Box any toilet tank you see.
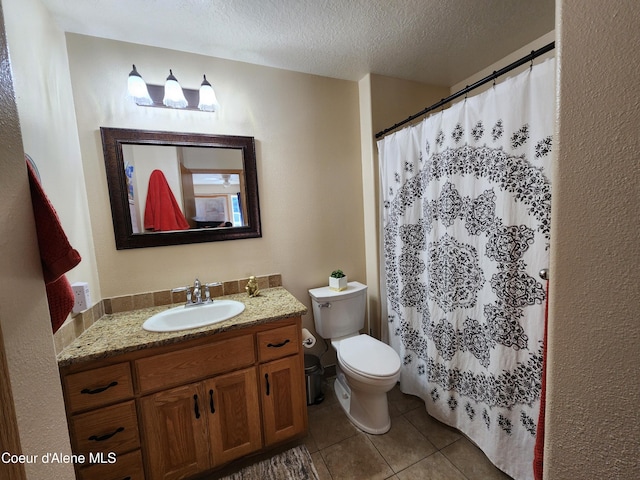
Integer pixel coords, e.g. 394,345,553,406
308,282,367,339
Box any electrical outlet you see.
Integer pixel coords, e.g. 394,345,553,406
71,282,91,314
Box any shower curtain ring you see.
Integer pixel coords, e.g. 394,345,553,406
530,50,535,70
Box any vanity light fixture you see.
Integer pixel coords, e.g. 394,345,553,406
127,66,219,112
162,69,188,108
222,174,231,188
198,75,219,112
127,65,153,106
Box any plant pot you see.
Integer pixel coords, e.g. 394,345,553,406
329,276,348,291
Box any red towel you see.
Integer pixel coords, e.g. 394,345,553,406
26,158,81,333
533,282,549,479
143,169,190,232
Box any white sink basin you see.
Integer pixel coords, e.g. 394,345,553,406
142,300,245,332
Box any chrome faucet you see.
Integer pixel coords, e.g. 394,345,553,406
172,278,222,307
193,278,202,304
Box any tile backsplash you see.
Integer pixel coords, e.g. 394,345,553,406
53,274,282,354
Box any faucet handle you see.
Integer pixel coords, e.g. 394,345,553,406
171,286,193,305
203,282,221,302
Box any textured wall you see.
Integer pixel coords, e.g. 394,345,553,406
546,0,640,477
0,0,75,477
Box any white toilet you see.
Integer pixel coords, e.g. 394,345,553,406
309,281,401,434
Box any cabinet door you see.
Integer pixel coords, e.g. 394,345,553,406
260,356,307,446
139,384,210,480
205,368,262,467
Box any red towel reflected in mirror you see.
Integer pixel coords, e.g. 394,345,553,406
143,169,190,232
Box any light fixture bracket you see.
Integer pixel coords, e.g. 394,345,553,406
139,84,203,111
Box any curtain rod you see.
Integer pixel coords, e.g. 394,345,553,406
375,41,555,139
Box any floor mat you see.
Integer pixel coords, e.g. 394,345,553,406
217,445,319,480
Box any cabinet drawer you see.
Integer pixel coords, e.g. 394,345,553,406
135,334,255,394
64,363,134,413
257,324,300,362
71,400,140,457
78,449,144,480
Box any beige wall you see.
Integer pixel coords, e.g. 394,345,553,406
546,1,640,477
0,0,75,477
450,31,556,94
2,0,99,298
65,34,365,357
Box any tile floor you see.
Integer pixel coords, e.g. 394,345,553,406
302,377,513,480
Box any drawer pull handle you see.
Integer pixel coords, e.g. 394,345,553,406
88,427,124,442
81,381,118,395
194,394,200,419
209,389,215,414
267,339,290,348
265,373,270,396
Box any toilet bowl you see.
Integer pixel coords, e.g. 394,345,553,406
309,281,401,434
332,334,400,434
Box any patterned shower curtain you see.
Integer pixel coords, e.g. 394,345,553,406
378,59,554,480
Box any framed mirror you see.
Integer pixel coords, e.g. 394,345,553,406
100,127,261,249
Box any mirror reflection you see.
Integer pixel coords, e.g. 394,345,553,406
100,128,261,249
122,144,247,233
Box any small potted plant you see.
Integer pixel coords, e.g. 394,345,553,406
329,269,348,291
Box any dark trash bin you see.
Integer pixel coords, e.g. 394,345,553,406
304,354,324,405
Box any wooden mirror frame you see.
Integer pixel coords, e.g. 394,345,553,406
100,127,261,249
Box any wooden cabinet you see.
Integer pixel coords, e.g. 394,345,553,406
140,368,262,480
71,400,140,457
257,324,307,446
134,334,255,394
206,368,262,465
256,324,300,362
260,356,306,446
60,316,307,480
63,362,134,413
139,383,209,480
61,362,142,479
78,450,145,480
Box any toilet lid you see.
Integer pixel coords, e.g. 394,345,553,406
338,335,400,378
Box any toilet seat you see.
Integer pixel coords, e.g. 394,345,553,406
337,335,400,380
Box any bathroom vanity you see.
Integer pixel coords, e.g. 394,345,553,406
57,287,308,480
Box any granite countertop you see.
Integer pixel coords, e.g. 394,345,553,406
57,287,308,367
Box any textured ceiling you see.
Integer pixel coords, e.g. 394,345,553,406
39,0,555,86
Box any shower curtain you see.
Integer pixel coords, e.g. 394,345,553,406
378,59,554,480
